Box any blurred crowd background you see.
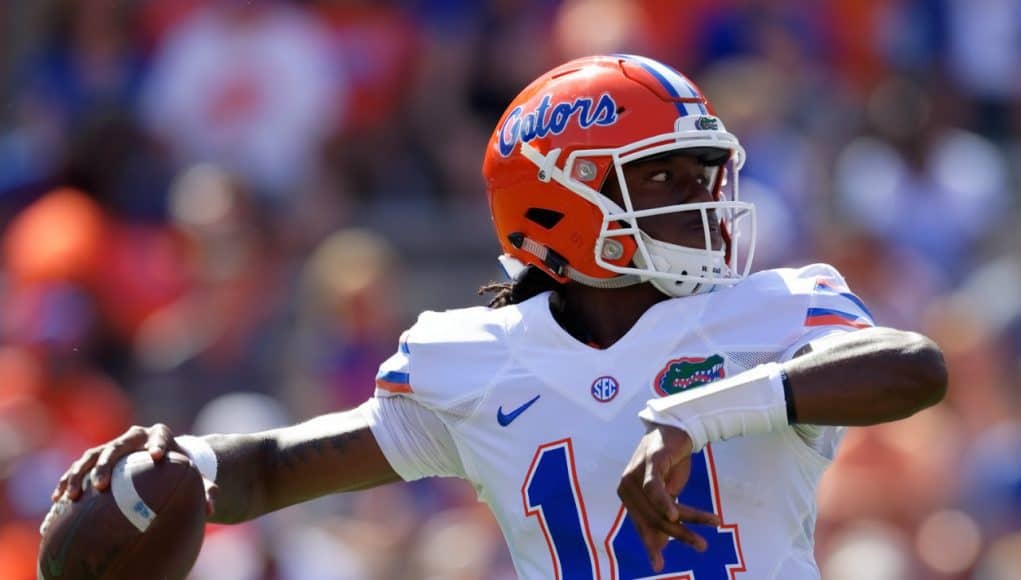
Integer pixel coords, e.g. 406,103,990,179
1,0,1019,578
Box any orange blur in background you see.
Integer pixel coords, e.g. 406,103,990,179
1,1,1019,579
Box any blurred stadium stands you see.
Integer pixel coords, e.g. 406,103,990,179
1,1,1019,578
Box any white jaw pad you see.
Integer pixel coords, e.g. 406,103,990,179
110,452,159,532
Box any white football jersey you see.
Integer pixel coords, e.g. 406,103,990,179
362,264,874,580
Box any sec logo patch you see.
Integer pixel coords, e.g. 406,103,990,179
591,376,619,402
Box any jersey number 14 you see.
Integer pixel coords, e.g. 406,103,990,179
523,438,744,579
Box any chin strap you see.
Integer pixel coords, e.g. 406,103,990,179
500,236,643,290
567,265,643,289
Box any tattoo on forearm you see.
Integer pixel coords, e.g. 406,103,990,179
275,429,363,473
211,419,376,523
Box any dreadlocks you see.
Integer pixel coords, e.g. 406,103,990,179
479,265,564,308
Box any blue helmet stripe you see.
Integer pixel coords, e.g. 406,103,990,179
616,54,708,117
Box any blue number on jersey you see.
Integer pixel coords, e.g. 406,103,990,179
524,441,742,579
523,439,601,579
608,449,742,579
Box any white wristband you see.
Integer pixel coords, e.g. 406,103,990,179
638,362,790,453
175,435,218,483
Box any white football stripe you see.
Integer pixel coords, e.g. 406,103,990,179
110,452,158,532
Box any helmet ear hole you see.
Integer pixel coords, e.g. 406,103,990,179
525,208,565,229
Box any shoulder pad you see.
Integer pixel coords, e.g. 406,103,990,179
701,264,874,347
784,263,875,330
374,306,514,411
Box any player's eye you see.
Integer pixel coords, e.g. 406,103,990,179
649,170,670,183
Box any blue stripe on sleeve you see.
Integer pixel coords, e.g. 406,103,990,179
376,370,410,384
834,291,874,320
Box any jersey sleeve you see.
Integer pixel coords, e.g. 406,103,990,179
373,307,511,411
367,306,512,479
374,330,414,396
358,396,467,481
779,262,876,359
703,263,876,356
799,264,875,330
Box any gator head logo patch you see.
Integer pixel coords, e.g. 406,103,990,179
695,116,719,131
653,354,725,397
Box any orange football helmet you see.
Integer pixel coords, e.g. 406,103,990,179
482,54,755,297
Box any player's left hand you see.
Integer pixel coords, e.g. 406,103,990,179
617,424,721,572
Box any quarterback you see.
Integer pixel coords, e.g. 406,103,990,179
50,55,946,579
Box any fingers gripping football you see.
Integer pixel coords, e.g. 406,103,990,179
52,423,177,501
53,446,102,502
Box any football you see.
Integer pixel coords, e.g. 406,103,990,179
38,451,206,580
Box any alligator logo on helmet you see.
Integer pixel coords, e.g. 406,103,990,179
695,116,719,131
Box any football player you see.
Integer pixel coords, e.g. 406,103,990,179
50,55,946,579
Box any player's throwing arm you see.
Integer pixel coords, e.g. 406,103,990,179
619,327,946,572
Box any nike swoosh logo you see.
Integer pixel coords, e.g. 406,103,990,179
497,394,541,427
